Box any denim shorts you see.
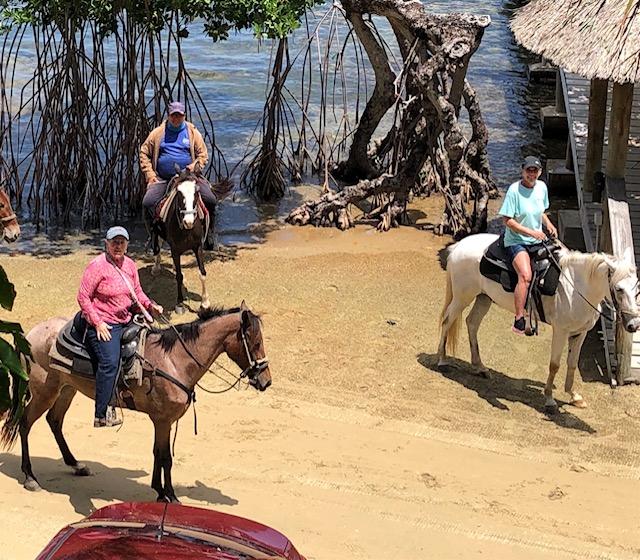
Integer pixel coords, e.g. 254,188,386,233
505,243,529,262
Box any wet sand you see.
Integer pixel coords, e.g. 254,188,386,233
1,196,640,559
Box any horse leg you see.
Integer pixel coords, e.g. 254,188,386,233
565,331,588,408
172,250,185,314
20,383,61,491
46,385,91,476
151,231,162,276
437,294,474,369
152,421,178,502
195,246,210,310
544,329,566,413
466,294,492,377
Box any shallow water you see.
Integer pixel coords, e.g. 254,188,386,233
1,0,572,254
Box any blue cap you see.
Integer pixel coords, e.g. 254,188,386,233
105,226,129,240
168,101,185,115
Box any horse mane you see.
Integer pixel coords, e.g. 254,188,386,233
559,250,636,284
152,306,241,353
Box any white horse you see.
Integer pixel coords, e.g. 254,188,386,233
438,233,640,411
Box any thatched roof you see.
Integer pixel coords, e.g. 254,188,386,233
511,0,640,84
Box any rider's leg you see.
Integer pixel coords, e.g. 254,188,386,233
85,323,124,425
511,247,532,332
142,181,168,232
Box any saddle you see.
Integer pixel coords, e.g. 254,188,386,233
479,236,561,324
48,313,148,406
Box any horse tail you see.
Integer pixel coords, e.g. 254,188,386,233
0,356,30,450
211,177,234,201
439,246,460,355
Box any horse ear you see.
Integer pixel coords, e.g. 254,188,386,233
240,300,248,311
241,309,250,330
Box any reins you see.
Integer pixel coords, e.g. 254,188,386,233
543,240,618,322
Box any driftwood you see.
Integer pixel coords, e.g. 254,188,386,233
286,0,498,236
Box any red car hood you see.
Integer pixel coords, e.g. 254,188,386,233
36,502,306,560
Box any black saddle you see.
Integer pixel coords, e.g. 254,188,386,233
480,236,561,323
56,313,145,379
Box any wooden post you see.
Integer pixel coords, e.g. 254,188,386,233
583,79,608,193
555,69,565,113
606,82,634,178
603,80,635,382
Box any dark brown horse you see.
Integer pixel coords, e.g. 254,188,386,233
1,303,271,502
0,186,20,242
151,166,232,313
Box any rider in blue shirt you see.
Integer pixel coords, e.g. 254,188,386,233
499,156,558,335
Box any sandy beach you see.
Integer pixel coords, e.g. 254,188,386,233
1,197,640,559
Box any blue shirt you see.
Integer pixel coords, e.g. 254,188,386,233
499,180,549,246
156,124,192,180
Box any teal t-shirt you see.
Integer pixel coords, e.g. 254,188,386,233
499,180,549,247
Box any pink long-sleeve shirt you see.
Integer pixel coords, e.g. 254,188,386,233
77,253,153,326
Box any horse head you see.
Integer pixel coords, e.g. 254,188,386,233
172,166,200,230
606,255,640,333
0,186,20,243
225,301,272,392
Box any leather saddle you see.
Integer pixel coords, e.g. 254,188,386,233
52,313,146,380
479,236,561,323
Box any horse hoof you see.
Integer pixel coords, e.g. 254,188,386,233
473,366,491,379
157,495,170,503
201,301,211,310
175,305,185,315
544,404,558,415
571,398,587,409
24,479,42,492
73,464,92,476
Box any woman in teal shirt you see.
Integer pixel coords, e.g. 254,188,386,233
498,156,558,335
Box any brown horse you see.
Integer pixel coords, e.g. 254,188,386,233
151,166,232,313
0,186,20,242
1,303,271,503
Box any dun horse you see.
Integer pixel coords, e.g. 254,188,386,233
438,233,640,411
1,303,271,502
0,186,20,242
151,166,232,313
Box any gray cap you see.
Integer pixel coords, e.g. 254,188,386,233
522,156,542,170
105,226,129,241
168,101,185,115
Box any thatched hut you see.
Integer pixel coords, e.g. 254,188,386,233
511,0,640,383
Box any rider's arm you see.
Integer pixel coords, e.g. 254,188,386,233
503,216,544,239
140,131,158,184
191,126,209,170
542,213,558,238
77,261,103,327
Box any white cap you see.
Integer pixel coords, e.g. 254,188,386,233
105,226,129,240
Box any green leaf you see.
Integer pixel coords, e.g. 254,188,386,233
0,368,10,412
0,265,16,311
0,337,28,381
0,319,24,335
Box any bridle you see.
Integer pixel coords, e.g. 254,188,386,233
239,320,270,380
174,180,200,228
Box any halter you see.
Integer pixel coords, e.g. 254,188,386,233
239,322,270,380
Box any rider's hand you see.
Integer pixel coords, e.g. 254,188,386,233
96,322,112,341
530,229,547,241
150,303,164,317
546,224,558,239
147,176,159,185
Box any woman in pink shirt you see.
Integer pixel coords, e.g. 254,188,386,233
77,226,162,427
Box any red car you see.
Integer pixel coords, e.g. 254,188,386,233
35,502,307,560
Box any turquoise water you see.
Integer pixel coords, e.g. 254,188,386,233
2,0,568,251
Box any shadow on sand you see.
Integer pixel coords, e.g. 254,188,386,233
417,353,596,434
0,453,238,516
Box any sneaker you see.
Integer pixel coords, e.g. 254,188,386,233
94,408,123,428
512,317,526,336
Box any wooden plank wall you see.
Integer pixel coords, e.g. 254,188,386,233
561,71,640,381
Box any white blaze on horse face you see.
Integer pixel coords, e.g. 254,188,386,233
178,180,197,229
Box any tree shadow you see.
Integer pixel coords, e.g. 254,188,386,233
0,453,238,516
417,353,596,433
